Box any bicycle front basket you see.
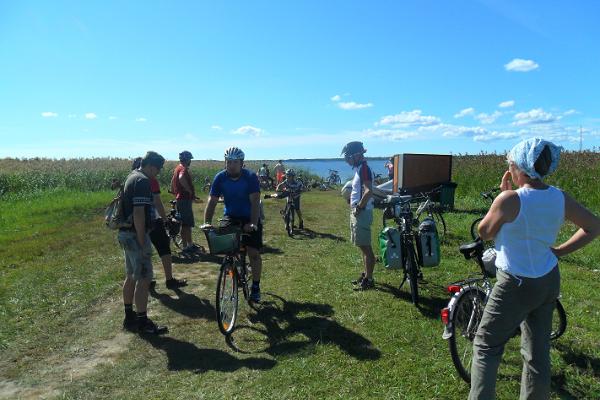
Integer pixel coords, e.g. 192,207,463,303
204,229,239,255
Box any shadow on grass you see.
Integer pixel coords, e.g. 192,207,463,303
227,292,380,360
292,228,346,242
150,287,216,320
261,245,284,255
141,335,276,373
172,252,223,264
376,282,449,319
555,341,600,378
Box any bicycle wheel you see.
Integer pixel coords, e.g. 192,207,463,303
550,299,567,340
405,245,419,306
285,207,294,237
216,261,239,335
448,288,487,383
433,210,447,238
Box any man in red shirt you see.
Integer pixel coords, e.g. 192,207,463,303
171,151,198,253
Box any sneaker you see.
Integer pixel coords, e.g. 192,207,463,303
138,318,168,335
357,278,375,291
249,287,261,303
351,272,366,285
123,317,137,332
166,278,188,289
299,221,304,229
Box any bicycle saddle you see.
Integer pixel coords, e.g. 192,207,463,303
459,240,485,260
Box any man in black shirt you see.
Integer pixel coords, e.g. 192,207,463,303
119,151,168,334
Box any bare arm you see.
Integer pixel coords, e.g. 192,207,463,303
552,192,600,257
153,194,167,220
204,195,219,224
248,192,260,228
357,179,373,209
478,191,520,240
133,206,146,246
178,172,194,195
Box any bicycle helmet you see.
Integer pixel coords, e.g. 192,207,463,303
179,150,193,161
285,168,296,177
224,146,245,161
341,141,366,158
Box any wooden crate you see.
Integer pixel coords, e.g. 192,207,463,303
392,153,452,194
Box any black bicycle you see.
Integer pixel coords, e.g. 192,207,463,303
380,194,426,306
415,186,447,239
202,223,252,335
166,200,183,249
264,191,301,237
440,239,567,383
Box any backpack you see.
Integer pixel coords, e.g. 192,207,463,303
378,227,402,269
104,187,132,229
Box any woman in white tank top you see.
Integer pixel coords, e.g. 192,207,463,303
469,138,600,400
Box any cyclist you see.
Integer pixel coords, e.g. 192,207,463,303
469,138,600,399
265,168,305,229
258,163,273,188
274,160,285,185
170,150,199,254
119,151,168,334
203,146,264,302
342,141,375,290
131,158,187,290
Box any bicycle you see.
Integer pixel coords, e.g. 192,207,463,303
414,186,447,239
440,239,567,383
380,193,433,306
327,169,342,186
469,188,500,240
202,222,252,335
166,200,183,249
264,191,300,237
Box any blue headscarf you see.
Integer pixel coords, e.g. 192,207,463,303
508,137,562,180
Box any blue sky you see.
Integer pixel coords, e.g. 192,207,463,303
1,0,599,160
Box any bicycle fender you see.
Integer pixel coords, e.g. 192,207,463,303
441,286,486,340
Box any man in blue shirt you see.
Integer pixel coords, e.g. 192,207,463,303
203,146,263,302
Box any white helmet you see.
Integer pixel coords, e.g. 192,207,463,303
341,180,352,202
224,146,245,160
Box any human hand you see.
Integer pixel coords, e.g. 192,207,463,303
500,171,513,192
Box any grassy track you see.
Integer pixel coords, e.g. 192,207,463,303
1,160,600,399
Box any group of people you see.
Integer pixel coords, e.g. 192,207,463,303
115,138,600,399
257,160,287,189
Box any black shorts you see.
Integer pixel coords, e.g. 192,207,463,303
149,219,172,257
219,216,263,250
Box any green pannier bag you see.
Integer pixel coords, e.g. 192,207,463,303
379,227,402,269
418,217,441,267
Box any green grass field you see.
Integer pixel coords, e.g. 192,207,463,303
1,156,600,399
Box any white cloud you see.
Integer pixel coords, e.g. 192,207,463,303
473,131,520,142
563,109,578,116
454,107,475,118
513,108,557,126
439,124,489,138
377,110,440,128
330,95,341,102
108,116,118,120
338,101,373,110
504,58,539,72
499,100,515,108
41,112,58,118
364,129,419,141
211,125,223,130
135,117,147,122
85,113,97,120
475,111,502,124
233,125,263,136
